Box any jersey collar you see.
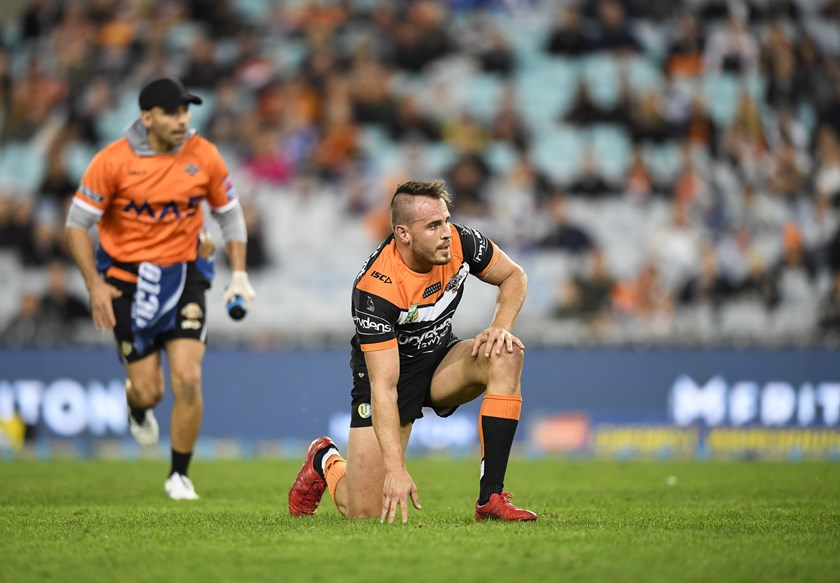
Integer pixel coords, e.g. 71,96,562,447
125,118,196,157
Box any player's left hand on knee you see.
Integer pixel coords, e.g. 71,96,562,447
471,326,525,358
223,270,256,307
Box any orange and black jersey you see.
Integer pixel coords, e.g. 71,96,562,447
351,223,499,369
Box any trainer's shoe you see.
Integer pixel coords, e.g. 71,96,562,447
475,492,538,521
289,436,335,516
127,409,159,447
126,380,159,447
165,473,200,500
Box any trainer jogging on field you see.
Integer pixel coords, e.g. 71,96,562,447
65,77,255,500
289,179,537,523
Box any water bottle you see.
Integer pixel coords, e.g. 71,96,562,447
226,294,247,320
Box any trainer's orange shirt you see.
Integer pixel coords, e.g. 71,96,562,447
73,127,236,265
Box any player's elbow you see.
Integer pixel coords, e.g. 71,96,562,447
518,267,528,293
507,264,527,295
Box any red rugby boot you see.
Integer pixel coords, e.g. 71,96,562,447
288,436,335,516
475,492,538,521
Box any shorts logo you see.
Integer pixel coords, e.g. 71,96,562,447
357,403,372,419
423,283,441,298
405,304,419,323
180,302,203,330
121,341,133,356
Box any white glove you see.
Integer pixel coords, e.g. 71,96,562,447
223,271,255,308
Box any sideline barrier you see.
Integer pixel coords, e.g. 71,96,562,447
1,347,838,459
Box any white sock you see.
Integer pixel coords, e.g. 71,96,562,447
320,447,340,475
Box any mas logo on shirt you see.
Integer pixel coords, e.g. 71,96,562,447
366,295,376,313
184,164,199,176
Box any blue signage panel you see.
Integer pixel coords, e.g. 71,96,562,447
1,348,838,457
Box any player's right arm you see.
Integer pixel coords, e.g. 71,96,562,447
364,347,421,524
65,148,122,331
66,225,122,331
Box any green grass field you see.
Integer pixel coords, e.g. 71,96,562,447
2,458,839,583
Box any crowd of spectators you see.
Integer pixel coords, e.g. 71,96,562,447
2,0,840,347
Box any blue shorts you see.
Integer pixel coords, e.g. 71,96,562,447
108,262,210,364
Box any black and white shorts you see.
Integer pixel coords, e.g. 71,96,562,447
350,336,461,427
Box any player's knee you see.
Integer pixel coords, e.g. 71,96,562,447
170,368,202,403
485,345,523,389
129,380,164,408
344,486,380,519
345,502,379,519
491,343,524,371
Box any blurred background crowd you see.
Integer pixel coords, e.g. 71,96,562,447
1,0,840,348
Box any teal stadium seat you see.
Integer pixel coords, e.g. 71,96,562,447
450,73,504,122
515,57,578,130
643,141,682,185
94,94,139,145
580,54,620,109
484,141,519,175
423,142,455,176
166,21,203,53
702,73,740,127
587,124,632,182
0,141,44,194
230,0,272,25
268,39,307,75
359,124,398,171
531,124,584,183
497,13,549,58
624,55,664,95
64,141,97,183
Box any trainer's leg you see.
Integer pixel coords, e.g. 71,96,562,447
329,423,412,518
429,340,525,504
125,352,165,411
164,338,205,475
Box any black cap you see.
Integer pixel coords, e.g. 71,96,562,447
138,77,203,112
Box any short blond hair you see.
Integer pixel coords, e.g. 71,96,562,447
389,180,452,228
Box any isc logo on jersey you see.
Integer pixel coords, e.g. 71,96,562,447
370,271,392,283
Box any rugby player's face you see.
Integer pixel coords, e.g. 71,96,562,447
143,105,191,152
407,198,452,270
